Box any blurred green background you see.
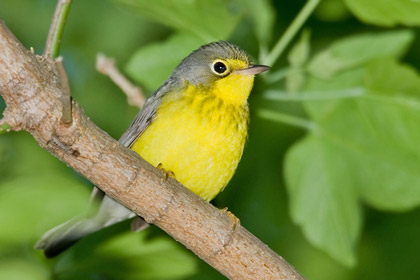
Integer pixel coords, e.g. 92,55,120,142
1,0,420,279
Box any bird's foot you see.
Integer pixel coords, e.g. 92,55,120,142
221,207,240,230
157,163,175,180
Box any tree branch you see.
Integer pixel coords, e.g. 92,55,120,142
0,21,304,280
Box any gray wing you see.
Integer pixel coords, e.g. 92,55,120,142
118,79,175,148
88,79,176,209
89,78,176,201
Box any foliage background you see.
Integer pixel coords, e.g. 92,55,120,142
1,0,420,279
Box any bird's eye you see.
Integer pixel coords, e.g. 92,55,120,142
214,62,227,74
211,60,229,76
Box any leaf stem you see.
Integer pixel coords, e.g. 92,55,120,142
263,87,365,101
262,0,321,66
44,0,72,58
257,109,317,131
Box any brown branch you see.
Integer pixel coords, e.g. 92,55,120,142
96,53,145,108
0,21,304,280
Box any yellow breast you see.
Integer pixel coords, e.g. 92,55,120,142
131,81,251,201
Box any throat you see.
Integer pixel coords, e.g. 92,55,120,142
177,82,251,130
211,73,255,106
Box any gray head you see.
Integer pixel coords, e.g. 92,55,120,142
171,41,269,88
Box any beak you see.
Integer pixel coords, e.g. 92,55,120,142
234,64,270,75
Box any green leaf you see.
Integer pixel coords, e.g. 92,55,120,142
303,67,365,121
55,231,197,280
364,58,420,98
114,0,241,41
354,60,420,209
126,33,205,91
306,59,420,211
308,30,414,79
344,0,420,27
285,135,361,267
286,58,420,266
288,29,311,68
286,29,311,93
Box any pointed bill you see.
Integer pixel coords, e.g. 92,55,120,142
235,64,270,75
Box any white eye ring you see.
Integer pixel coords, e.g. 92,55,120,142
211,59,230,76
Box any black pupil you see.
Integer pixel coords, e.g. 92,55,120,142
214,62,227,74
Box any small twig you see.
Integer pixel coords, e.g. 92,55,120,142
96,53,145,108
55,57,72,125
44,0,72,58
44,0,73,123
261,0,321,66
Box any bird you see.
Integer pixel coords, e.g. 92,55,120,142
35,41,270,258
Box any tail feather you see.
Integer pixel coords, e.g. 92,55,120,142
35,195,138,258
35,217,102,258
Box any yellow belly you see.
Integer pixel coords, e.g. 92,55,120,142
131,91,249,201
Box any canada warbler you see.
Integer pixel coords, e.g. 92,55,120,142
35,41,270,257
